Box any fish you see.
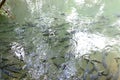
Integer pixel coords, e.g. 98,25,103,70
59,37,70,43
1,57,9,61
102,53,108,69
89,64,99,73
57,23,69,27
114,57,120,63
60,13,65,16
2,69,17,78
0,63,17,69
82,72,88,80
19,72,27,79
90,71,104,80
82,63,91,80
53,63,60,69
43,33,49,36
80,66,85,71
90,73,99,80
91,59,101,64
106,73,113,80
23,22,37,27
6,66,21,73
51,56,57,60
61,64,66,70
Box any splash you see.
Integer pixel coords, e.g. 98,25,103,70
74,0,85,6
70,30,120,58
25,0,43,15
10,42,25,60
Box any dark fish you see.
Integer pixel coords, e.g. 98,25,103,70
64,44,71,48
43,33,49,36
0,29,13,33
83,58,90,63
23,22,37,27
1,58,9,61
60,56,65,59
53,63,60,69
6,66,21,73
59,37,70,43
102,53,108,69
54,17,58,20
51,56,57,60
2,69,17,78
70,38,77,45
91,59,101,64
40,59,47,63
42,30,50,36
19,73,27,79
80,66,85,71
82,63,91,80
100,70,108,76
116,14,120,18
114,57,120,63
0,63,17,69
57,23,69,27
90,72,101,80
89,64,99,73
106,73,113,80
65,32,70,35
61,64,66,70
60,13,65,16
82,72,88,80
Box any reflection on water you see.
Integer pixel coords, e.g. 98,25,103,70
1,0,120,80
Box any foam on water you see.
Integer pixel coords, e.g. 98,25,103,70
25,0,43,15
68,30,120,58
74,0,85,6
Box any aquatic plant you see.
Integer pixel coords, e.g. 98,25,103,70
0,0,6,8
0,0,13,18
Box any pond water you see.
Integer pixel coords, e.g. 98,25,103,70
1,0,120,80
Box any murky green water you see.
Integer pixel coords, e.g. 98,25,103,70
1,0,120,80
